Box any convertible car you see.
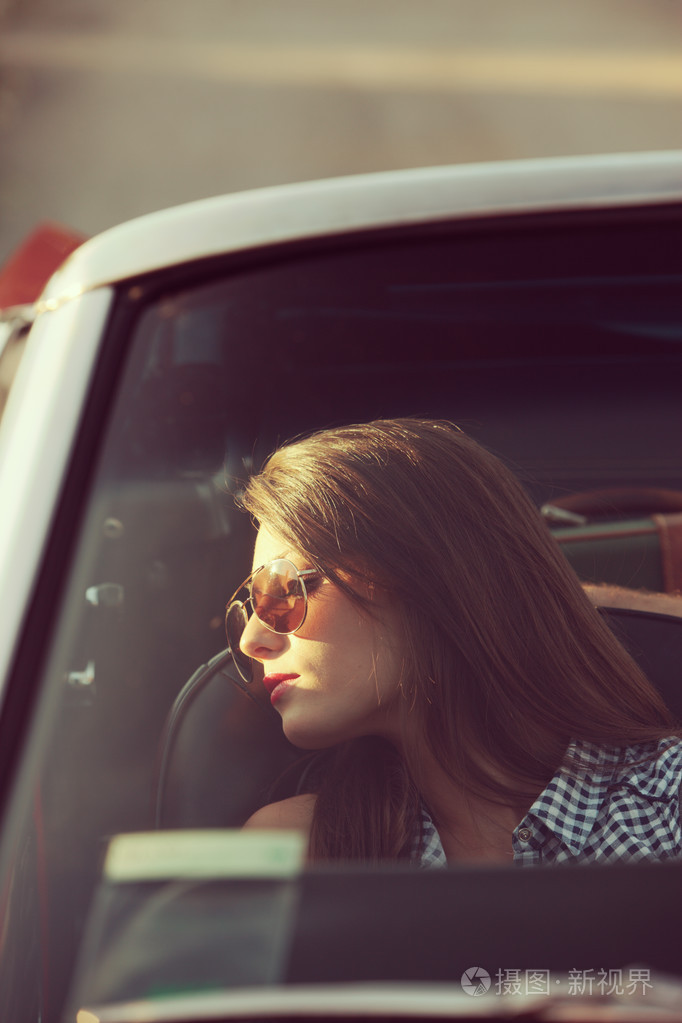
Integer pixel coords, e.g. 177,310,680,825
0,152,681,1022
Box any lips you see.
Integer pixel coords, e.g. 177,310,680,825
262,673,300,704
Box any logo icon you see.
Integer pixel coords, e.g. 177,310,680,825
461,966,491,996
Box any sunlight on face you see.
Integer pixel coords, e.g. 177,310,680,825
238,526,403,749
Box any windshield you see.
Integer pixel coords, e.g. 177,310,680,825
2,207,682,1021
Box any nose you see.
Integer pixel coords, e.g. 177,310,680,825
239,609,288,663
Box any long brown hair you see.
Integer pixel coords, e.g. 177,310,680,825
241,419,676,860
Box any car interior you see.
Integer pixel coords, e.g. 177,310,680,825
2,202,682,1019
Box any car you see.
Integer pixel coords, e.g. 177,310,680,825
0,151,681,1022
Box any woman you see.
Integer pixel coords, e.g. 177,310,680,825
225,418,682,866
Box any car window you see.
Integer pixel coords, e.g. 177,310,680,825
1,205,682,1020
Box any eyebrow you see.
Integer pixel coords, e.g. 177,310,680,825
251,554,314,572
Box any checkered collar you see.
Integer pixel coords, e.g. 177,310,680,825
519,740,623,856
521,738,675,857
417,738,680,866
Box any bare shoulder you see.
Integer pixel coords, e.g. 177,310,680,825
242,793,317,833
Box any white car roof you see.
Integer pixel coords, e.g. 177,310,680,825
41,151,682,309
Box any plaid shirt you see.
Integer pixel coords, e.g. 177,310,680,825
417,738,682,868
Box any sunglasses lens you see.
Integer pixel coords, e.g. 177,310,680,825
225,559,308,685
251,559,307,634
225,601,252,683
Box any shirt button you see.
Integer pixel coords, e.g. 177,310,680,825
518,827,532,843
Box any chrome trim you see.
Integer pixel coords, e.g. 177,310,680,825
34,287,89,315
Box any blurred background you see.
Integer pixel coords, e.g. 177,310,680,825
0,0,680,261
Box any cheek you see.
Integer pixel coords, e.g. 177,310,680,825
298,589,402,689
300,589,366,646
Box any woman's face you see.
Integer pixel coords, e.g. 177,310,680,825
239,525,403,749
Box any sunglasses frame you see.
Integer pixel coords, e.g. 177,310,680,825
225,559,318,682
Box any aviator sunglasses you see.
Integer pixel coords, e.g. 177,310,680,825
225,558,318,684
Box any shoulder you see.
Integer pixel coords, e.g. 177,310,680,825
242,793,317,833
601,739,682,846
618,737,682,781
633,738,682,802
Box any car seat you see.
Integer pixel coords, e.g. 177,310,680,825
153,605,682,830
547,488,682,593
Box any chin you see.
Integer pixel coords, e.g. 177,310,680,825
280,714,354,751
